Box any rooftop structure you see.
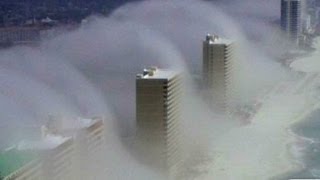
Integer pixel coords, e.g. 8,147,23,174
18,135,70,151
44,116,105,152
204,34,233,45
136,67,178,80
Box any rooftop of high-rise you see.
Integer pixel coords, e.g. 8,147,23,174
204,34,233,45
16,134,72,151
136,67,178,80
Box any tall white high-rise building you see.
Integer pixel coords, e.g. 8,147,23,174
281,0,302,43
203,34,234,108
136,67,182,177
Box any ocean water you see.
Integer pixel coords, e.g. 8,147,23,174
280,109,320,179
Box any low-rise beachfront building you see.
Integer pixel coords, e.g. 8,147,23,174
0,135,74,180
37,136,75,180
45,116,106,180
0,116,105,180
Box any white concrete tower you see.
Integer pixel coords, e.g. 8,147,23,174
203,34,234,109
136,67,182,177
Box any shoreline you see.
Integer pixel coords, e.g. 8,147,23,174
280,36,320,178
284,100,320,174
195,75,320,179
273,40,320,177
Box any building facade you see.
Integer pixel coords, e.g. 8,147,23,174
45,116,106,180
0,117,105,180
72,118,105,180
0,136,74,180
0,27,41,46
82,118,105,156
203,34,234,108
40,137,75,180
281,0,302,43
136,67,182,177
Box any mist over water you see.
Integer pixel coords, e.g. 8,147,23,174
0,0,312,179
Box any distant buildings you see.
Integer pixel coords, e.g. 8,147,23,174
302,14,312,32
203,34,234,109
0,27,41,47
281,0,302,44
136,67,182,177
0,0,119,28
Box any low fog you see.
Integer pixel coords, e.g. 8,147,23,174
0,0,315,179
